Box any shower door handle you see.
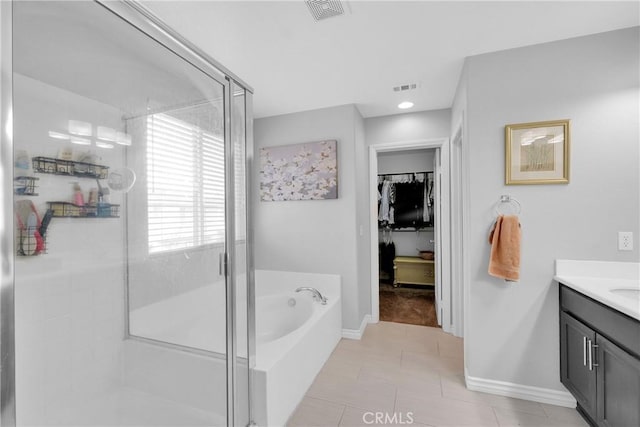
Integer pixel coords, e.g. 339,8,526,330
219,252,227,276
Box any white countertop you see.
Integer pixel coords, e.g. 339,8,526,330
555,260,640,321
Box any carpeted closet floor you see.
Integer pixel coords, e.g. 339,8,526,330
379,283,439,327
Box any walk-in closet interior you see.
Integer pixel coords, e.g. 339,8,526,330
377,149,438,327
1,1,253,425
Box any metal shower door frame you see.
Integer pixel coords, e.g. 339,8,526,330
0,1,17,425
0,1,255,426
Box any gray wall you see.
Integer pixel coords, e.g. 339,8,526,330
254,105,366,329
378,150,435,175
354,109,371,323
458,27,639,392
365,109,451,146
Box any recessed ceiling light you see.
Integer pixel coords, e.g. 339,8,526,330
398,101,414,110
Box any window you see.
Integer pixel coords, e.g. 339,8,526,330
146,112,225,254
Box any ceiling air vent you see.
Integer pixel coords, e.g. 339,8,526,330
393,83,419,92
305,0,344,21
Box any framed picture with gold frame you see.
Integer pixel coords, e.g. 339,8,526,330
505,119,570,185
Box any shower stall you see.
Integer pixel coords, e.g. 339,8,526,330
0,1,254,426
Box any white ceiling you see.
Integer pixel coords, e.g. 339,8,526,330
13,1,224,117
142,1,639,119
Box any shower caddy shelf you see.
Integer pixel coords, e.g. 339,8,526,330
14,176,39,196
32,156,109,179
16,228,47,257
46,201,120,218
30,156,119,218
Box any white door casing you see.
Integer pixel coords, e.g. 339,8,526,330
369,138,455,335
434,148,443,326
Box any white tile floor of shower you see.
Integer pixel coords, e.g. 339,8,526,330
287,321,589,427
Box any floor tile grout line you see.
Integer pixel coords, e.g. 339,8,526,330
490,405,502,427
393,386,398,414
541,402,552,419
437,373,445,398
335,403,347,427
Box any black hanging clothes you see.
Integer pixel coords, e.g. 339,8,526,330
379,240,396,283
393,181,425,228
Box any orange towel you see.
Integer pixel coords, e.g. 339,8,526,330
488,215,521,281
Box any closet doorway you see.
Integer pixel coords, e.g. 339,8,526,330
369,138,453,333
378,165,437,326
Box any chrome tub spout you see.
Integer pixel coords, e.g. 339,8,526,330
295,287,328,305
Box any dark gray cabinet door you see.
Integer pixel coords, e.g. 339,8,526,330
561,312,597,419
596,334,640,427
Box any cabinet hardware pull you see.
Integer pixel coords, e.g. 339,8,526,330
583,336,587,366
588,339,594,371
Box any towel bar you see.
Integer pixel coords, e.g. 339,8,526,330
495,195,521,215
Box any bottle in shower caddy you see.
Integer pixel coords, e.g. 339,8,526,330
95,179,111,217
73,182,85,206
87,187,98,206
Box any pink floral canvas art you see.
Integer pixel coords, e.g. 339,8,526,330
260,140,338,201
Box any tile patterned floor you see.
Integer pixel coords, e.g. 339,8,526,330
287,321,588,427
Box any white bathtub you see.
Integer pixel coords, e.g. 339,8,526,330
253,270,342,426
125,269,341,426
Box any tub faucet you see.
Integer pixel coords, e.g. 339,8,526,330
295,287,328,305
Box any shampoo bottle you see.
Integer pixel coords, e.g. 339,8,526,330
73,183,85,206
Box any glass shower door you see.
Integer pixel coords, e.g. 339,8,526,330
8,1,249,425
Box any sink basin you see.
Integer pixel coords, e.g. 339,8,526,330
610,288,640,300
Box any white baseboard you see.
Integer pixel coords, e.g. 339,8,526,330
342,314,371,340
465,374,577,408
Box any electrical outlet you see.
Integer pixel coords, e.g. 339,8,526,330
618,231,633,251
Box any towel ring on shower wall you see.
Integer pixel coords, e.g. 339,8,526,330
495,195,522,215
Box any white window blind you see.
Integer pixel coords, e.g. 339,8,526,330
147,112,225,254
233,131,247,241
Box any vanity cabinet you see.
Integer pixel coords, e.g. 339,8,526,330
560,285,640,427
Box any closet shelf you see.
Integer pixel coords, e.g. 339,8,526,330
378,227,434,232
